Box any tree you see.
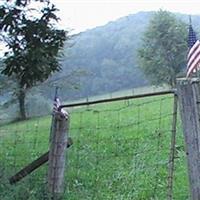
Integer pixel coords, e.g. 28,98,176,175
137,10,188,87
0,0,67,120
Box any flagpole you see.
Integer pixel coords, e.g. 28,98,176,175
189,15,191,25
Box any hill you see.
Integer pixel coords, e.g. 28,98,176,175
60,11,152,100
56,11,200,100
1,11,200,120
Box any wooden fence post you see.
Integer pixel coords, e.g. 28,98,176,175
48,111,70,199
177,78,200,200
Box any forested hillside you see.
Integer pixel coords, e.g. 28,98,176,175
59,11,152,99
55,11,200,100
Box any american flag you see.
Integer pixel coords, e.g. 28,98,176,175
53,95,68,117
53,96,61,113
186,23,200,77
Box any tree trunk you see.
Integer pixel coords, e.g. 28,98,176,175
18,88,26,120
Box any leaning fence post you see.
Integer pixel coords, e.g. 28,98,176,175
177,78,200,200
48,110,70,199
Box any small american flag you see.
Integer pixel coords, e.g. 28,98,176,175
53,95,68,117
53,96,61,113
186,23,200,77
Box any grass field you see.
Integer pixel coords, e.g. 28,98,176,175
0,94,189,200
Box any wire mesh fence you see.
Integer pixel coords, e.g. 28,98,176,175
0,116,51,199
0,93,189,199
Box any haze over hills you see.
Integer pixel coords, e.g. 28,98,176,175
2,11,200,102
2,11,200,120
57,11,200,101
60,11,152,100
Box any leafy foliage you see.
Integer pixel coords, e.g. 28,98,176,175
0,0,67,119
137,10,188,87
0,0,66,88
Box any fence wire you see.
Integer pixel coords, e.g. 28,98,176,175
0,93,189,200
66,94,189,200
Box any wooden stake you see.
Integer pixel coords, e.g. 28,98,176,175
48,111,70,199
177,78,200,200
9,138,73,185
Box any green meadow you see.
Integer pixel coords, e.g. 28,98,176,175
0,94,189,200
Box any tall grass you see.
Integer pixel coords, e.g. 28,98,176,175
0,94,189,200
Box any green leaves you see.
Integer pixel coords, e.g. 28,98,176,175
0,0,67,89
137,10,188,87
0,0,67,119
41,4,59,22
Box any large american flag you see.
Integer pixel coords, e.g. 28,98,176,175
187,24,200,77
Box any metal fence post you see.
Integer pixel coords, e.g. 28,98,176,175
167,93,178,200
177,78,200,200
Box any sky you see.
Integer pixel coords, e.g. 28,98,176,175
0,0,199,52
51,0,200,33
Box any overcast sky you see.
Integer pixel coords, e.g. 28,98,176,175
0,0,199,52
51,0,200,33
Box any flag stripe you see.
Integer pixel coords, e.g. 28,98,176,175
187,42,200,69
187,24,200,77
53,97,60,112
187,55,200,77
188,40,200,62
53,96,68,117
